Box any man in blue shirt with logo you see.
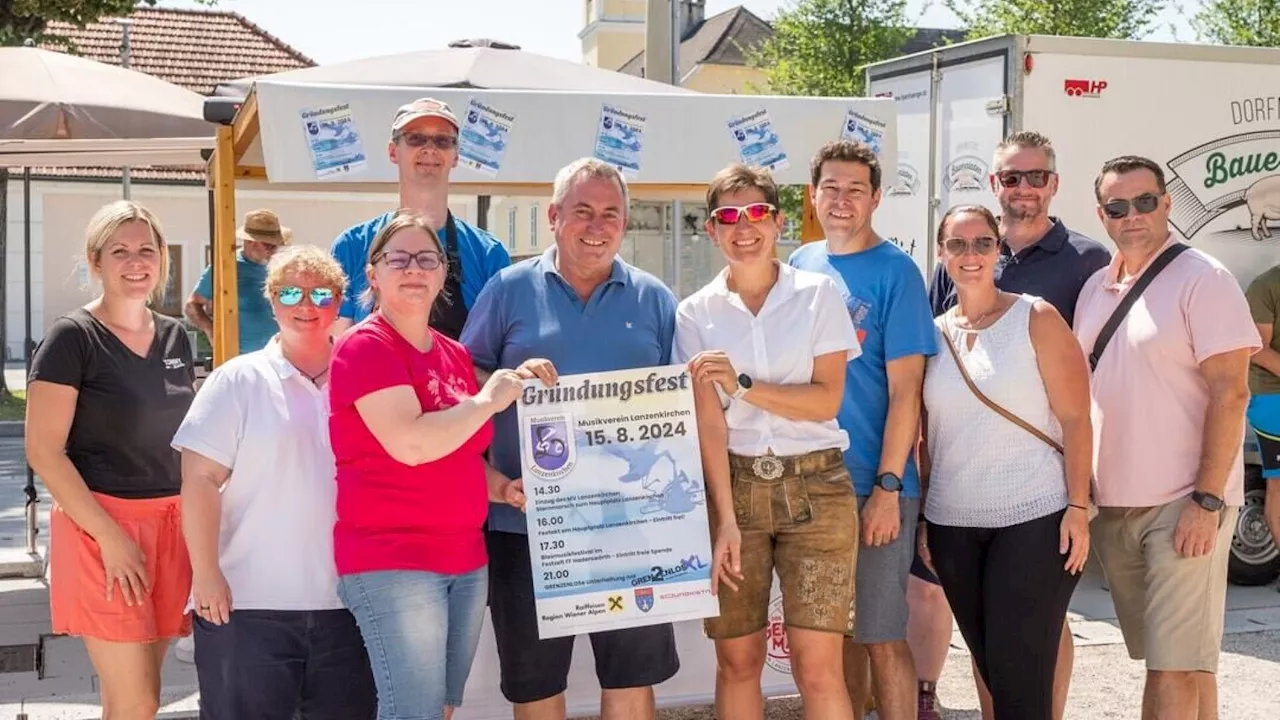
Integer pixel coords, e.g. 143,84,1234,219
185,208,287,356
330,97,510,340
789,140,937,720
461,157,679,720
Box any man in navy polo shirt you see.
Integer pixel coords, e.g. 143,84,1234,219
916,130,1110,720
461,157,679,720
330,97,510,340
928,131,1110,324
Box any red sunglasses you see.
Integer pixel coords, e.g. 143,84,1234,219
711,202,777,225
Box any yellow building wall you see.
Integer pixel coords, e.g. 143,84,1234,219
682,63,769,94
603,0,647,20
595,35,644,71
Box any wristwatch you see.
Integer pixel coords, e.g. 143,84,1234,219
1191,490,1225,512
875,472,903,492
731,373,753,400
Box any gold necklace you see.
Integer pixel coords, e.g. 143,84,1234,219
954,295,1005,330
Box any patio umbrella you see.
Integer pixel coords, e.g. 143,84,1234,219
0,46,214,562
0,45,212,140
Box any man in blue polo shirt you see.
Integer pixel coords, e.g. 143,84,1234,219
917,131,1110,720
789,140,937,720
461,157,679,720
330,97,510,340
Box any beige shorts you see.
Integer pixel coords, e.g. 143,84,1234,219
1091,496,1238,673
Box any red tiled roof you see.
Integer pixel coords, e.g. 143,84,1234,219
42,7,314,97
32,8,314,182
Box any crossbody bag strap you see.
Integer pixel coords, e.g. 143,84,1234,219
1088,243,1190,371
940,324,1064,455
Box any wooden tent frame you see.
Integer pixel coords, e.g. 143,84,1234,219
207,90,824,367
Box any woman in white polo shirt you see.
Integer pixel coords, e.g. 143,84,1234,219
172,245,376,720
675,163,862,719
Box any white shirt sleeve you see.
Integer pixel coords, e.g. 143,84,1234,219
811,276,862,361
171,362,246,471
672,300,704,365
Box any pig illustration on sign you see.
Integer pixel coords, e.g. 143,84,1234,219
1247,175,1280,241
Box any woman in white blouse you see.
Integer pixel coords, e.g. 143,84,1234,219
675,163,862,720
919,204,1091,720
172,245,376,720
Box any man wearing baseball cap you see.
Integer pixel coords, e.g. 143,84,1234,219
330,97,510,339
186,208,290,356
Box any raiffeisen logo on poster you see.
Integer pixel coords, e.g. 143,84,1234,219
1166,95,1280,242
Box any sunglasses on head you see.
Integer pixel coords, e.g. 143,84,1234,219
276,286,335,308
398,132,458,150
994,169,1053,188
710,203,777,225
1102,193,1161,219
943,236,999,255
377,249,443,271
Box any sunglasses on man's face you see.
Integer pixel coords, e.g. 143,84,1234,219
1102,193,1162,220
398,132,458,150
943,236,999,256
994,169,1053,188
378,249,443,271
710,203,777,225
276,286,335,308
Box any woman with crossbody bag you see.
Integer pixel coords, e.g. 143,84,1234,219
918,205,1092,720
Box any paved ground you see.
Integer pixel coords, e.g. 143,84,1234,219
0,418,1276,718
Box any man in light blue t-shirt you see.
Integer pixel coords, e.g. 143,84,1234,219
330,97,509,340
185,208,286,356
789,140,937,720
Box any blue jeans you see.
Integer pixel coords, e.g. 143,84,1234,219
337,567,488,720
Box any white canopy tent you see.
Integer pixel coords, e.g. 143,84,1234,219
208,49,897,359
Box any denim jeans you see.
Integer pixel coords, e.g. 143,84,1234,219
337,567,488,720
193,609,376,720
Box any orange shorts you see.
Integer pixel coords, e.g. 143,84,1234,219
50,492,192,643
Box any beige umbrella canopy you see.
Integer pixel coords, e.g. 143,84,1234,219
0,45,213,140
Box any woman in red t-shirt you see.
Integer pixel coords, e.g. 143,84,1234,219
328,211,527,720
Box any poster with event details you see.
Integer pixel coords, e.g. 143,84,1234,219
299,103,367,179
841,108,887,155
516,366,719,639
727,108,790,172
593,103,647,177
458,97,515,177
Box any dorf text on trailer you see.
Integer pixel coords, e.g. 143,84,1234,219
865,34,1280,586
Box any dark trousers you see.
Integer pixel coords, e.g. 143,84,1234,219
194,609,377,720
928,510,1080,720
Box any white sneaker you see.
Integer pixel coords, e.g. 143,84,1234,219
174,634,195,664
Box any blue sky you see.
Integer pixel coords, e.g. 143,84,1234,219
158,0,1195,66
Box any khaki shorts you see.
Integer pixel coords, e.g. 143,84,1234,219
705,448,858,639
1091,496,1238,673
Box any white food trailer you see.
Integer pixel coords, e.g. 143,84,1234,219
863,34,1280,586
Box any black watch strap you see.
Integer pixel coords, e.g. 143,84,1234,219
1191,490,1225,512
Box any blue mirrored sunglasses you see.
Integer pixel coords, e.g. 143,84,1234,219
276,286,335,308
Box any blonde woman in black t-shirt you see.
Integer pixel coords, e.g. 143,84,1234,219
28,200,195,719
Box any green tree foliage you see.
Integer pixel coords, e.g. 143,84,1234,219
944,0,1166,40
750,0,916,98
1194,0,1280,46
1,0,217,48
748,0,919,234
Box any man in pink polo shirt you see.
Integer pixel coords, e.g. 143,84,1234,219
1075,155,1260,720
